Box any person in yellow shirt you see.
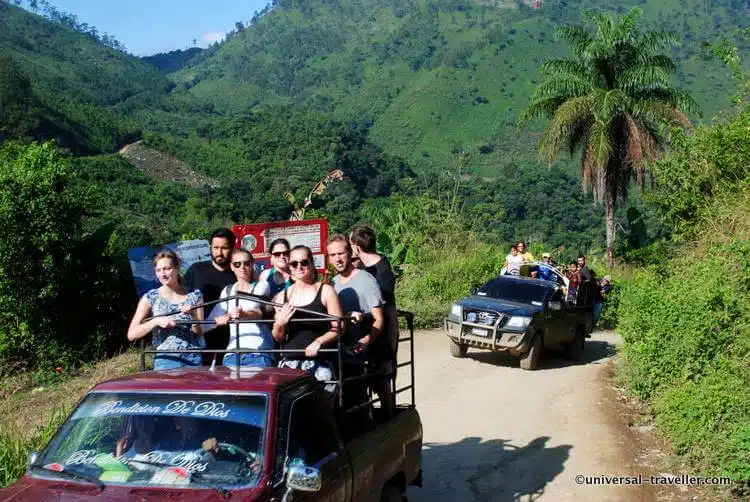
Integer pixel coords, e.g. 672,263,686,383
517,241,535,263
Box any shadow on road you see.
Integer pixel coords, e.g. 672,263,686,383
466,339,617,371
411,436,571,501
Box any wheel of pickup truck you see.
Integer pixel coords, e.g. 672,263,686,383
563,327,585,361
380,482,404,502
448,337,468,358
519,334,542,370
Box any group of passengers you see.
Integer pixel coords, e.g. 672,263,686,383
502,241,612,324
126,226,399,415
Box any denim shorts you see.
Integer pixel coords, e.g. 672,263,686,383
223,353,276,368
153,353,202,371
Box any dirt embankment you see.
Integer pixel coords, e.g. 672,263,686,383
118,141,219,188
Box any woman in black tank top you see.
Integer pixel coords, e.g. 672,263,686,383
272,246,343,391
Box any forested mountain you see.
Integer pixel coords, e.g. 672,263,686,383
0,0,170,152
170,0,747,175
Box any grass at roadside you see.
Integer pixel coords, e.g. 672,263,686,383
0,350,141,488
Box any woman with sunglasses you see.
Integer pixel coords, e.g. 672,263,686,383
127,250,204,370
259,238,293,297
272,245,343,392
206,248,275,367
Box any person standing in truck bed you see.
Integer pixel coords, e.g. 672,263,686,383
350,225,399,406
182,228,237,365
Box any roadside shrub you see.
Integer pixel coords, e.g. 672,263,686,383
397,243,506,328
0,142,128,372
0,407,68,488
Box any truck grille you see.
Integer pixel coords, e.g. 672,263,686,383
464,310,503,326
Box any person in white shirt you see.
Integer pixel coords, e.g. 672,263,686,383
504,245,524,276
206,248,274,367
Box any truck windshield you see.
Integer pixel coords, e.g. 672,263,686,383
35,392,267,490
477,278,549,305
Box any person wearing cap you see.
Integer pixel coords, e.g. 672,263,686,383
537,253,558,282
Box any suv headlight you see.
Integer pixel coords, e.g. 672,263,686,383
450,304,462,319
506,316,532,329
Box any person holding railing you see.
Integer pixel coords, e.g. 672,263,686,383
272,245,344,393
205,248,275,368
127,250,205,370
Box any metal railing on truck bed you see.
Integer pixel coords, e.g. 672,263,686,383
137,292,416,413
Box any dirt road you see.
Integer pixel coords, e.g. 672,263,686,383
399,329,662,502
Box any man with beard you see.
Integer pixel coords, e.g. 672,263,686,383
327,234,390,421
183,228,237,365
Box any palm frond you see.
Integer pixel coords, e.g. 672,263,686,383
612,7,642,41
531,77,593,102
636,31,679,53
539,95,594,163
519,96,568,124
555,26,593,57
620,64,671,93
634,100,692,128
539,59,591,81
623,114,655,189
583,10,614,41
637,54,677,73
591,88,629,122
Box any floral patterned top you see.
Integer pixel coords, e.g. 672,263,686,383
144,288,204,351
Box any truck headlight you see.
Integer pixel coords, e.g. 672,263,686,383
450,304,462,319
506,316,532,329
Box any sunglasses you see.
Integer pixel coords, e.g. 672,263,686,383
289,259,311,269
271,251,290,257
232,261,253,268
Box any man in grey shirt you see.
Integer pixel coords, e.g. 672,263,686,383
327,234,391,418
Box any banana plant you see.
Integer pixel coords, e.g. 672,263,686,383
284,169,344,221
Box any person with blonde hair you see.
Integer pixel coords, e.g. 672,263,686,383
127,250,205,370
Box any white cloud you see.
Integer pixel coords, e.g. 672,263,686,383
202,32,225,44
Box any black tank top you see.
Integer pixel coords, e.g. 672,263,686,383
282,284,330,359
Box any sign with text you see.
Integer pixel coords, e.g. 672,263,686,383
127,239,210,297
232,219,329,273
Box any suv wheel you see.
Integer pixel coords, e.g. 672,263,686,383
448,338,468,358
519,334,542,370
563,328,585,361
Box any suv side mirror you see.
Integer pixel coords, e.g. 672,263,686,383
27,452,39,468
548,301,563,311
287,465,322,492
470,286,478,295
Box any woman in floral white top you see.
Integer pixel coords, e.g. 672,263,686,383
127,250,204,370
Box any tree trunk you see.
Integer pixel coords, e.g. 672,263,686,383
604,194,616,267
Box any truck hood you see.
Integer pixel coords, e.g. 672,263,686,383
456,296,543,317
0,476,269,501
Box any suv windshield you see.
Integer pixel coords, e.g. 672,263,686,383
477,278,549,305
35,392,267,489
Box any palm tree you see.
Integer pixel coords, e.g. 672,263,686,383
520,7,699,264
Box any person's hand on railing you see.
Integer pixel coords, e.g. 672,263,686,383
350,311,363,324
229,307,244,320
152,317,176,329
214,314,230,326
179,305,194,315
304,340,322,357
274,303,296,327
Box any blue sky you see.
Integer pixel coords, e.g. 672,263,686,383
48,0,271,56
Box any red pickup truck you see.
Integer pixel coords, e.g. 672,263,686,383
0,365,422,501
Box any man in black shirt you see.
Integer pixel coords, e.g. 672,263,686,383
183,228,236,365
577,254,595,283
350,225,398,411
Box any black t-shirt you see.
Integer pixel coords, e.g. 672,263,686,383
364,255,396,306
578,266,595,284
182,261,235,317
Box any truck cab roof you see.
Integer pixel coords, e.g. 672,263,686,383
91,366,311,395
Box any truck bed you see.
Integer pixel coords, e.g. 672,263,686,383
345,406,423,502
